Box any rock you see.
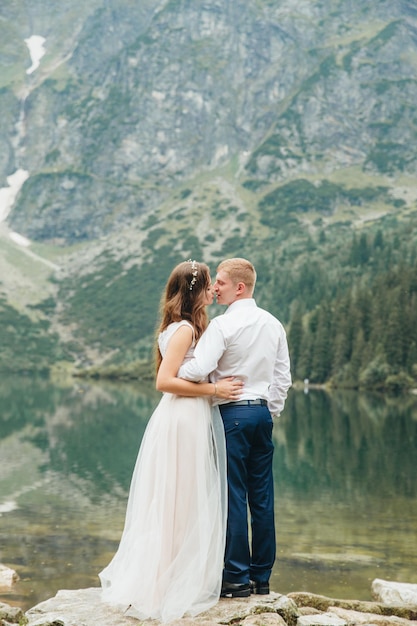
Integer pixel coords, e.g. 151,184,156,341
328,606,413,626
297,613,347,626
25,588,133,626
298,608,322,616
287,592,417,621
372,580,417,607
0,565,19,588
25,588,289,626
19,582,417,626
288,593,336,612
289,592,384,614
0,600,25,624
253,595,299,626
241,614,287,626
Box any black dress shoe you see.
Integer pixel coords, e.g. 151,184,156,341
250,579,270,594
220,581,251,598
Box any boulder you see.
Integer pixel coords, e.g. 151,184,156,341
0,564,19,588
297,614,347,626
25,588,290,626
372,580,417,607
0,601,25,625
10,579,417,626
242,614,287,626
288,591,417,620
328,606,413,626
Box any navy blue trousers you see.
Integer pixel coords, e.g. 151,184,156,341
219,403,275,585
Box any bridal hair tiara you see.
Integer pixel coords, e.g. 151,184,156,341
187,259,198,290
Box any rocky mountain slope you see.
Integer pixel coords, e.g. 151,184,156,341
0,0,416,373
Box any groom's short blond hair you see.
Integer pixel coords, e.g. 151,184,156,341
217,258,256,292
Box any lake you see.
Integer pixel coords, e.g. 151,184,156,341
0,375,416,612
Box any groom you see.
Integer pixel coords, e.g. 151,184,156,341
179,257,291,597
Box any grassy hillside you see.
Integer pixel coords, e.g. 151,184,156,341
1,165,417,389
48,168,417,383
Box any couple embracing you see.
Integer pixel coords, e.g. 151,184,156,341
99,257,292,623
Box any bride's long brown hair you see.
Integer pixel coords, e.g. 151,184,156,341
155,261,211,372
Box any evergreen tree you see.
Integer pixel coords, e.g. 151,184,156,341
310,304,333,382
373,229,384,250
331,294,354,373
288,304,304,374
296,327,313,382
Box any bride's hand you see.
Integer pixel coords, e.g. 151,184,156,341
215,377,244,400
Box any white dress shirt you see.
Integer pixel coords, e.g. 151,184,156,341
178,299,292,416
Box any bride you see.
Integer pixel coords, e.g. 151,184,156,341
99,260,243,622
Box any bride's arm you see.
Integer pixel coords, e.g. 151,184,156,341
156,326,242,399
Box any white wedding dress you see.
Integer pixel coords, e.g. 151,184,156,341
99,321,227,623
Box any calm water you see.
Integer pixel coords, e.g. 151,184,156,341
0,375,416,611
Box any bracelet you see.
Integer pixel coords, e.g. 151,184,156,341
212,383,218,396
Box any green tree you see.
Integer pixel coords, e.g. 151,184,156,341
288,304,304,373
310,304,333,382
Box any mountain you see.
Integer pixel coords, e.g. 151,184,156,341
0,0,416,386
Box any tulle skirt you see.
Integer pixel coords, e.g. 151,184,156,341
99,393,227,623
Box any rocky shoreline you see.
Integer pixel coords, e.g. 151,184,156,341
1,579,417,626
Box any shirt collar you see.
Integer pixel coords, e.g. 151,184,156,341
225,298,256,314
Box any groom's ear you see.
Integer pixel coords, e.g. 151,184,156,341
236,282,246,295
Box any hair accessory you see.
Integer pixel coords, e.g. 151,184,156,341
187,259,198,290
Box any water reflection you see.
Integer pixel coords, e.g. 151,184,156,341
275,390,417,499
45,382,157,495
272,389,417,598
0,377,416,611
